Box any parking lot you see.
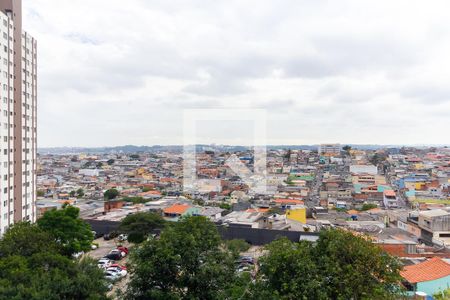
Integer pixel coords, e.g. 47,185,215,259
86,237,132,298
88,237,130,260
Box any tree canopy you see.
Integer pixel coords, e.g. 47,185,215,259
0,222,108,299
123,217,403,300
360,203,378,211
250,229,403,300
104,188,119,200
125,216,238,299
119,212,166,243
37,205,94,256
434,288,450,300
224,239,251,258
76,188,84,198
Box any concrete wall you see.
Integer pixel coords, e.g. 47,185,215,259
85,218,319,245
218,226,319,245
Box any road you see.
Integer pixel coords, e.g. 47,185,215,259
306,167,323,208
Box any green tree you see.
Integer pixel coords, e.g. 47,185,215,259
0,222,60,257
76,188,84,198
130,154,140,160
69,190,76,197
315,229,402,299
107,158,115,165
122,196,147,204
125,216,237,299
119,212,166,243
142,186,152,192
224,239,250,258
360,203,378,211
254,229,403,299
219,203,231,210
0,254,108,300
0,223,108,300
253,237,326,299
284,149,292,159
343,145,352,155
37,190,45,197
267,207,283,215
369,152,387,166
104,188,119,200
434,288,450,300
37,205,94,256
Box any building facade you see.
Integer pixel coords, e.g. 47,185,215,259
0,0,37,234
418,209,450,246
318,143,341,156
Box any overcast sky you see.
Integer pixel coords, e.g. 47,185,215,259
24,0,450,147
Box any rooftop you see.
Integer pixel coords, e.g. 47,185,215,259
419,209,449,218
163,204,191,215
401,257,450,283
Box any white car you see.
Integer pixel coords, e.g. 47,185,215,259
117,234,128,241
98,258,112,269
110,249,126,258
104,271,121,282
106,266,127,277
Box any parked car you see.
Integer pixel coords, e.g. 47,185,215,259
104,271,121,282
109,263,127,270
98,258,112,269
106,266,127,277
104,253,122,261
237,265,250,273
117,234,128,242
103,231,119,241
117,246,129,255
110,249,126,258
239,256,254,264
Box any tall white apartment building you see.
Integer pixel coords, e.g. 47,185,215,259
318,143,341,156
0,0,37,234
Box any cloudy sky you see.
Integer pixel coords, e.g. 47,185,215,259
24,0,450,147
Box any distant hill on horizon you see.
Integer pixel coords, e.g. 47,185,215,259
36,144,448,155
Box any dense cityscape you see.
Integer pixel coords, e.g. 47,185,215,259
33,144,450,298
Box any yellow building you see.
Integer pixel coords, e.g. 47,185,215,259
286,206,306,224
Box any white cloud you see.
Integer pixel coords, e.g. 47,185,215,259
23,0,450,146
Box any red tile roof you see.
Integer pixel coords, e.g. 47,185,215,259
401,257,450,283
273,199,304,205
384,190,396,197
163,204,190,215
